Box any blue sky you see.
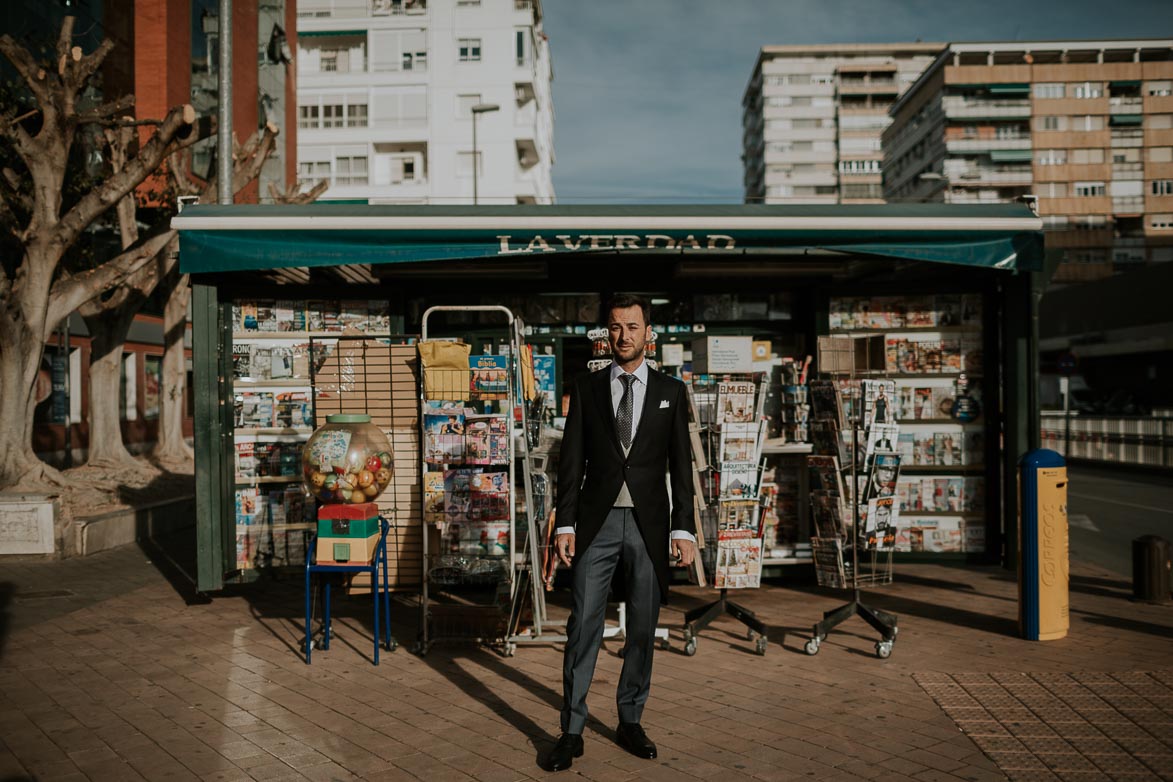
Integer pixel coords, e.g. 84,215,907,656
540,0,1172,203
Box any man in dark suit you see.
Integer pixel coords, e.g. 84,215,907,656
543,294,696,772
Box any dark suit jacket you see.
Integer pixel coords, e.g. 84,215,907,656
556,366,695,601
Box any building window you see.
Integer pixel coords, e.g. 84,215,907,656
1150,114,1173,129
1035,149,1067,165
1074,181,1105,197
1071,148,1104,164
1146,80,1172,97
458,38,482,62
298,105,319,129
320,49,339,72
298,160,330,187
1042,216,1069,230
1071,216,1107,230
322,104,345,129
1072,115,1104,132
1114,148,1141,164
1150,214,1173,229
1035,115,1066,132
335,156,368,186
1153,180,1173,196
515,27,532,66
1033,83,1064,99
1072,82,1103,99
346,104,368,127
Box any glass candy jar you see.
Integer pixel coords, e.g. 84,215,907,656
302,414,394,504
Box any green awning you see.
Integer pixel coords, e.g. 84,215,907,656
1110,80,1142,88
172,204,1045,275
298,29,365,37
989,83,1031,95
1109,114,1143,126
990,149,1034,162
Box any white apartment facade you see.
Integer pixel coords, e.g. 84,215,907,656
296,0,554,204
743,43,941,204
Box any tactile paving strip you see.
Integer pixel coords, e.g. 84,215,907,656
916,671,1173,781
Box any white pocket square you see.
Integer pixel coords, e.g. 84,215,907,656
659,400,670,408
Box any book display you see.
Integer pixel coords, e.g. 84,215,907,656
230,299,394,577
828,295,987,555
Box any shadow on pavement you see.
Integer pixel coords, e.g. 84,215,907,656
0,581,12,660
136,529,210,607
1079,612,1173,639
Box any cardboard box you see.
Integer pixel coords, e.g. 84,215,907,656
316,532,381,565
692,336,754,373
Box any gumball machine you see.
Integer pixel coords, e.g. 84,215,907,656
303,414,394,564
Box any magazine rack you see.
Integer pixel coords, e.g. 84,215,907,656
804,338,899,659
416,306,541,656
682,374,771,657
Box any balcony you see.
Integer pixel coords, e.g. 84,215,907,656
945,137,1031,153
941,96,1031,120
1112,196,1145,214
942,165,1033,185
1109,96,1143,113
298,0,426,17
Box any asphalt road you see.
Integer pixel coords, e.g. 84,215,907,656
1066,464,1173,577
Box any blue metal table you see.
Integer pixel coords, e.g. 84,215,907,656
304,517,396,664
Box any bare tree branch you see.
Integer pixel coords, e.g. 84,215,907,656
54,103,198,250
0,33,54,108
46,228,177,332
74,95,136,125
269,178,329,205
0,167,33,215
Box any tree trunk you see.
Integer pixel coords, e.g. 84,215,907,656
81,306,141,469
0,301,65,488
153,250,193,467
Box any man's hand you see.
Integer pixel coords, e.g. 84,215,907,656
671,538,697,567
555,532,576,567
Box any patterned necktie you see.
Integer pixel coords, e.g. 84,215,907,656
616,373,636,448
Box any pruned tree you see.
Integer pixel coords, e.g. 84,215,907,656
0,17,204,488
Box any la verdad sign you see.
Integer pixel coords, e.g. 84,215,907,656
495,233,737,255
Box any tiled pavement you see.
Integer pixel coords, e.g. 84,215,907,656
1,539,1171,782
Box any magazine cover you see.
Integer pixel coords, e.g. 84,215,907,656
865,496,898,550
248,345,272,380
808,380,841,425
718,498,760,534
963,519,986,553
714,532,763,589
719,420,764,463
470,471,510,521
807,455,844,497
232,344,252,379
235,437,257,478
443,468,472,519
935,294,962,327
275,300,297,331
269,346,294,380
717,381,756,424
862,379,896,428
810,491,845,538
424,471,446,525
256,301,277,332
469,355,509,399
868,453,901,499
275,391,310,428
896,476,922,511
235,391,275,428
865,423,900,458
240,301,259,331
424,410,466,464
719,462,761,499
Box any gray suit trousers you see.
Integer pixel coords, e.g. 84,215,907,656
561,507,661,735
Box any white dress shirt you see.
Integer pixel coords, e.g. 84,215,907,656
558,358,696,544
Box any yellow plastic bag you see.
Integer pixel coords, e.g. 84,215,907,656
419,340,471,400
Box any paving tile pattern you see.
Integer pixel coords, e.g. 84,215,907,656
917,671,1173,781
1,539,1172,780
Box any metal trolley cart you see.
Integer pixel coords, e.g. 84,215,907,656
416,306,542,656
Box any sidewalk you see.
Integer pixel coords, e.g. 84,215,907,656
1,542,1170,782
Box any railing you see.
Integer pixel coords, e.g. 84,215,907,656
941,97,1031,118
1040,413,1173,468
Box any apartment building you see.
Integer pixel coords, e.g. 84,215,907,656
742,43,942,204
883,39,1173,282
295,0,554,204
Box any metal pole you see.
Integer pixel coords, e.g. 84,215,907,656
218,0,233,205
472,111,479,205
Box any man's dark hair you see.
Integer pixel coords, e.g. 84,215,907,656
606,293,651,327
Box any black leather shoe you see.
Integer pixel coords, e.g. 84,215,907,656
543,733,583,771
616,722,657,759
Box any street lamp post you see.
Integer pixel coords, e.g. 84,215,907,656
471,103,499,205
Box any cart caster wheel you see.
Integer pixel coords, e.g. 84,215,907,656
755,636,768,655
411,641,425,656
302,638,314,652
746,629,757,641
875,641,893,659
386,640,398,652
503,643,516,658
659,639,671,651
804,638,820,656
684,637,698,656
